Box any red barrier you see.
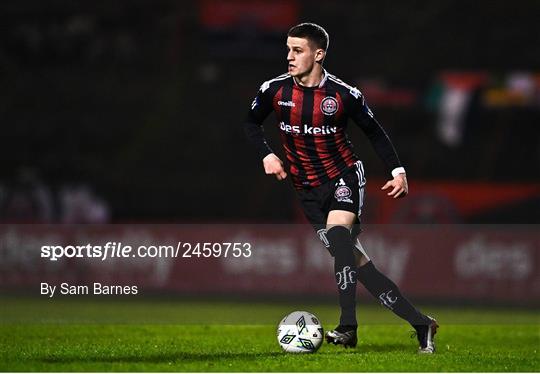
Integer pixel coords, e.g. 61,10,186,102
0,225,538,304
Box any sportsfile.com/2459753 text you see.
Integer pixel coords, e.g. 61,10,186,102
40,242,252,261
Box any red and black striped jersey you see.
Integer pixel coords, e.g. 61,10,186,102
245,70,402,190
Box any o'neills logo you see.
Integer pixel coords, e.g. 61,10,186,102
277,100,295,107
279,121,337,135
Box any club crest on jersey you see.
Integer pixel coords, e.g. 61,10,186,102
320,96,339,116
335,185,353,203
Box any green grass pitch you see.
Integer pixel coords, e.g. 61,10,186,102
0,297,538,371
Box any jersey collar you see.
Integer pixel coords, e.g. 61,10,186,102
319,69,329,87
292,69,329,89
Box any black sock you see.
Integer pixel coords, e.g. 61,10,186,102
357,261,429,326
327,226,357,327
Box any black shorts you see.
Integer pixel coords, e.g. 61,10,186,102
297,161,366,242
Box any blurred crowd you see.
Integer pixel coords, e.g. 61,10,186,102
1,1,538,221
0,169,109,224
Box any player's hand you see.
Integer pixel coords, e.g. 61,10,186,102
381,173,408,199
262,153,288,181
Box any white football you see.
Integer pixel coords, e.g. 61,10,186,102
277,311,324,353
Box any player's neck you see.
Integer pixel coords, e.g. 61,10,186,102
294,66,324,88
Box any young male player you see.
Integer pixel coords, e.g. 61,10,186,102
244,23,438,353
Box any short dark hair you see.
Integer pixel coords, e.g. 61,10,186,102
287,22,329,51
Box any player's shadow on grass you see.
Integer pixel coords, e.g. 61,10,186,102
40,351,283,364
322,343,409,354
40,344,409,364
359,343,410,353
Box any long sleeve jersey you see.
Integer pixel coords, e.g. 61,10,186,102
244,70,402,190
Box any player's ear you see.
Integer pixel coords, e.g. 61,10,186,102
315,49,326,63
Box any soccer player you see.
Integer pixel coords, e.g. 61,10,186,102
244,23,438,353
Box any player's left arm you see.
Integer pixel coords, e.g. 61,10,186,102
348,90,407,198
381,172,408,199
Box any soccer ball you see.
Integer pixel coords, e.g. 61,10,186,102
277,311,324,353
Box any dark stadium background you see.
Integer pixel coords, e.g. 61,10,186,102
0,0,539,308
0,4,538,371
1,0,538,224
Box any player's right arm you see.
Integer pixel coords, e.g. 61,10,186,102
262,153,287,180
244,84,287,180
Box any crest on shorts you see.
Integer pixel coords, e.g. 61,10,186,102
335,185,353,203
320,96,339,115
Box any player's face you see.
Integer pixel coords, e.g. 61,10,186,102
286,37,323,78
